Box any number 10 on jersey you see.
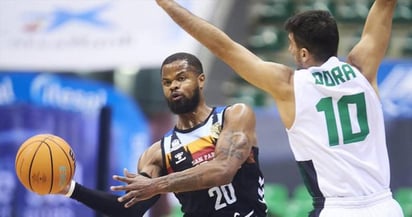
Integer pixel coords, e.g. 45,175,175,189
316,92,370,146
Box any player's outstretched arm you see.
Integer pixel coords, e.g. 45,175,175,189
347,0,397,90
66,178,159,217
112,103,258,207
58,142,164,216
155,0,293,99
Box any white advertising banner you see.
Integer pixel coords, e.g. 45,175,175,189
0,0,218,71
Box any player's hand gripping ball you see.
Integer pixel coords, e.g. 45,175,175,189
15,134,76,195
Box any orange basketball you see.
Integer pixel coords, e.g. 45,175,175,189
15,134,76,195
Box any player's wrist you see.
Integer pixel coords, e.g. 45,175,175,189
64,180,76,197
154,176,170,194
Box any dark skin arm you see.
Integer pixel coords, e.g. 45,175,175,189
135,141,164,179
111,103,258,208
53,143,163,216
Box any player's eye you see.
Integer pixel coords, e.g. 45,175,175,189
177,76,186,82
162,80,171,86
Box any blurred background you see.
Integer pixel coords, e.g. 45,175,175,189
0,0,411,217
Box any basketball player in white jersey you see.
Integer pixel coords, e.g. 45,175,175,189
154,0,404,216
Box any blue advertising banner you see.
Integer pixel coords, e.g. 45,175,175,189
0,72,150,217
377,59,412,118
0,104,98,217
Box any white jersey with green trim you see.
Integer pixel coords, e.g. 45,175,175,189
287,56,390,198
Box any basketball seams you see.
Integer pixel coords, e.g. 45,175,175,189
15,139,45,190
28,138,47,192
15,138,46,171
46,136,74,181
44,137,54,194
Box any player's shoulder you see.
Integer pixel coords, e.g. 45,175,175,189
223,103,255,119
142,141,161,156
225,103,253,112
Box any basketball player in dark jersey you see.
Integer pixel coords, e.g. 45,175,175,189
59,52,267,217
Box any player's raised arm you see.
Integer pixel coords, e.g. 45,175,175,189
155,0,293,99
347,0,397,89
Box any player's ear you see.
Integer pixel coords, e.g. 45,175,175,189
300,48,308,58
198,73,205,89
300,48,310,63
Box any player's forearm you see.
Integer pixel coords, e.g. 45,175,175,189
153,132,251,193
70,182,159,217
155,162,233,193
157,0,233,58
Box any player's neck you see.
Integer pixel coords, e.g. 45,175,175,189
176,104,212,130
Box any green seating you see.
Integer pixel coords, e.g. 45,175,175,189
295,0,335,14
334,0,373,22
292,184,312,201
248,25,286,53
225,76,269,107
256,0,294,23
283,201,312,217
394,187,412,217
265,183,289,217
402,32,412,57
164,204,184,217
284,184,313,217
394,0,412,23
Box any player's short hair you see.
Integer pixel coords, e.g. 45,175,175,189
285,10,339,62
161,52,204,75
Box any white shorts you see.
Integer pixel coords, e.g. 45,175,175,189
317,189,404,217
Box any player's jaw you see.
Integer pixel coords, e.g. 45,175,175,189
166,87,200,114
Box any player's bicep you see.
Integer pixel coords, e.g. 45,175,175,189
137,142,163,178
214,104,256,167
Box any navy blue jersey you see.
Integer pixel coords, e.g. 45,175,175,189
161,106,267,217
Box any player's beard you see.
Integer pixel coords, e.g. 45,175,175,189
167,88,200,114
